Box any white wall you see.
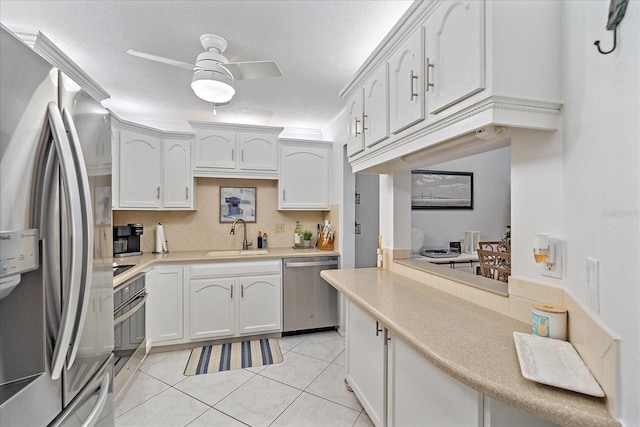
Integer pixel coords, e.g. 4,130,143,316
563,2,639,424
511,1,639,424
411,147,511,250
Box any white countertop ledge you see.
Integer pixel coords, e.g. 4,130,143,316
321,268,618,427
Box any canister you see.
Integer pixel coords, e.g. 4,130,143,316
532,303,568,340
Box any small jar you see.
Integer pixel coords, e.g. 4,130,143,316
532,303,567,340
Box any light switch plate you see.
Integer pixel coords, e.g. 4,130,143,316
586,257,600,313
274,223,284,233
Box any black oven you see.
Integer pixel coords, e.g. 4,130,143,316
113,273,146,397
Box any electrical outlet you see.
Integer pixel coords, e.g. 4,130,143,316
274,223,284,233
541,238,563,279
586,257,600,313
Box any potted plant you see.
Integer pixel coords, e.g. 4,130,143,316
303,230,313,248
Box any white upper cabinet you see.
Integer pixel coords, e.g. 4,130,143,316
340,0,562,173
163,138,192,209
279,139,331,210
346,91,364,157
194,128,236,170
363,64,389,148
190,122,283,179
425,0,485,116
118,130,162,209
113,118,194,210
238,131,278,171
389,26,425,134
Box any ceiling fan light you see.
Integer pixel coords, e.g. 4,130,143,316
191,69,235,103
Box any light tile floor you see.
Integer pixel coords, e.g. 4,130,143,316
114,331,374,427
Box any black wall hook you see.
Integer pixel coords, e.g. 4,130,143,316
594,26,618,55
594,0,628,55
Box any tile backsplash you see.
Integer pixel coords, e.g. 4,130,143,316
113,178,329,253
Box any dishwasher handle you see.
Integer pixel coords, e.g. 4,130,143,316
284,260,338,268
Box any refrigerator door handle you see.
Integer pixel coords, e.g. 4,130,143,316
47,103,84,380
80,373,110,427
62,108,94,368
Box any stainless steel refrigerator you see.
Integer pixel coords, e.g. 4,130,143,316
0,25,115,427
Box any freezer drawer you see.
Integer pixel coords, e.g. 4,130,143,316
51,355,114,427
283,257,339,333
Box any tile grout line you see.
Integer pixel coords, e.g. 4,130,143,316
116,332,347,426
114,370,176,421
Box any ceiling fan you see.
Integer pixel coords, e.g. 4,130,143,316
127,33,282,104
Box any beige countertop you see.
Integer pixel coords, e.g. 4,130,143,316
321,268,618,427
113,247,339,288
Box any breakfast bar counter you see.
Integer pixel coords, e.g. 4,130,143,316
321,268,618,427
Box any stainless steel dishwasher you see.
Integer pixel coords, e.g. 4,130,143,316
283,256,339,334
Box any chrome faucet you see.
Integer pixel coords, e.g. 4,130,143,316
230,218,253,250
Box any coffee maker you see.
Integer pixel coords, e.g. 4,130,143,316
113,223,144,257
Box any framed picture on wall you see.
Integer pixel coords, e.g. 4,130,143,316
220,187,257,222
411,170,474,210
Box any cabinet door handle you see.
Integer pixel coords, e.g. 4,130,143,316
362,113,368,132
230,286,233,299
231,148,235,161
410,69,418,100
156,186,160,199
426,58,434,92
241,149,244,162
375,320,383,336
354,116,361,137
282,189,286,201
186,187,189,200
241,284,244,298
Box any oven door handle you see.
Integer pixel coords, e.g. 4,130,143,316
114,293,147,326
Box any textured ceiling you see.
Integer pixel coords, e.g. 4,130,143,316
1,0,412,134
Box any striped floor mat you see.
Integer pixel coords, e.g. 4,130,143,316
184,338,283,375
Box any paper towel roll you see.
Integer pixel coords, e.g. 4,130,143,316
155,223,167,253
532,303,567,340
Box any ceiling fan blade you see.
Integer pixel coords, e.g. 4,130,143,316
224,60,282,80
127,49,194,71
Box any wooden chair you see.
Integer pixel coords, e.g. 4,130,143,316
477,248,511,282
478,240,511,253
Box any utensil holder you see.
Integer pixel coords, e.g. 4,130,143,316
318,236,334,250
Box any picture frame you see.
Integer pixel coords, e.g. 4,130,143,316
411,170,474,210
220,187,257,223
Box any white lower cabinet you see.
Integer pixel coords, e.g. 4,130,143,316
388,335,482,427
347,299,559,427
346,301,386,427
188,260,282,341
147,267,184,344
484,398,558,427
190,277,235,340
238,275,281,335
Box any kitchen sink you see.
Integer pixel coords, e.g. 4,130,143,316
204,249,270,257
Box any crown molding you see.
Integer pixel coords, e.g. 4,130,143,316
29,31,110,102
